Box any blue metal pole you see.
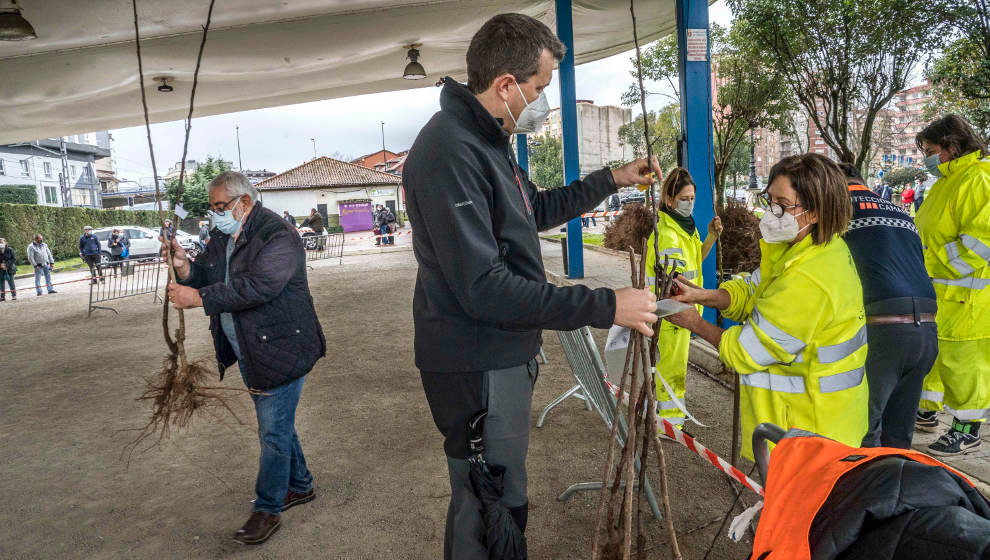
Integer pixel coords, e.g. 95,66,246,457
516,134,529,173
676,0,716,323
556,0,583,278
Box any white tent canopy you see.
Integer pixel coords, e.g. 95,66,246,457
0,0,676,145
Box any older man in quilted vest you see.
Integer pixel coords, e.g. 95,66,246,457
162,171,326,545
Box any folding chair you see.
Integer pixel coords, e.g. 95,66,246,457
551,326,663,520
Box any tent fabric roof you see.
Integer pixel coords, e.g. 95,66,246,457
0,0,678,144
256,156,402,190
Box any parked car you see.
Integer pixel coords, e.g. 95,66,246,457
91,225,198,264
619,190,646,206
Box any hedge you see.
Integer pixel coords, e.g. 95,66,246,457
0,203,162,265
0,185,38,205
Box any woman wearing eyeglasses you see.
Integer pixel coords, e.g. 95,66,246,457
644,167,722,429
665,153,868,460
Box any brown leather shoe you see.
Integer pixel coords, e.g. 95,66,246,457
283,488,316,512
233,511,281,545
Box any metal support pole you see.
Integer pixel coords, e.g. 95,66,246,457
676,0,716,322
555,0,584,279
516,134,529,174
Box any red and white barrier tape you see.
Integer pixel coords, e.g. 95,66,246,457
605,379,764,496
580,210,623,218
347,230,413,241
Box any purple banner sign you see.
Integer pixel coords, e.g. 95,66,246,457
338,201,373,232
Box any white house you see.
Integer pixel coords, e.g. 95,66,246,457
0,135,112,207
256,156,403,232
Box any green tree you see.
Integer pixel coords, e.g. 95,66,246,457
728,0,952,169
926,34,990,142
617,103,680,171
622,23,793,207
527,134,563,190
883,166,927,188
725,137,752,191
164,156,232,216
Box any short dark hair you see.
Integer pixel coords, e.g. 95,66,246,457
836,162,863,181
916,114,988,159
767,153,852,245
466,13,566,94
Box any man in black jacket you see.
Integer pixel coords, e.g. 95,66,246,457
163,171,325,545
404,13,659,559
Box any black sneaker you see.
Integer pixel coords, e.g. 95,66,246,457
928,428,982,457
915,410,939,432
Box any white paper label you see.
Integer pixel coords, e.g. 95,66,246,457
174,203,189,220
686,28,708,62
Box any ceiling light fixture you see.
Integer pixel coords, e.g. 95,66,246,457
402,44,426,80
0,0,37,41
155,76,174,93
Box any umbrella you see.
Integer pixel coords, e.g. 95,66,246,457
467,410,527,560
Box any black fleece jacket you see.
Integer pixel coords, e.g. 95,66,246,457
404,77,618,372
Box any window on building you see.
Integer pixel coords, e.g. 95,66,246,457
70,165,77,180
816,149,825,154
0,159,5,175
44,186,58,204
86,166,94,182
816,139,824,145
43,161,53,178
20,159,30,176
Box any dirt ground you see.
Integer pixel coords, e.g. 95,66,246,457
0,248,755,559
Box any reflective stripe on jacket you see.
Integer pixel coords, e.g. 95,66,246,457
752,429,977,559
645,210,703,287
914,150,990,340
720,235,868,460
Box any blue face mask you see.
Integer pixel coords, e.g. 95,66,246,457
924,153,943,178
210,203,244,235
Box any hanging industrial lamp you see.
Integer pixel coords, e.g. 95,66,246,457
402,44,426,80
0,0,37,41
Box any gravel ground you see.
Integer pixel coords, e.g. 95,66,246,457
0,248,753,559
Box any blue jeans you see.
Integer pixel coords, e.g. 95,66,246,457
244,373,313,514
34,265,54,294
0,271,14,295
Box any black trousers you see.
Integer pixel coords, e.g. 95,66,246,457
421,360,538,560
861,321,939,449
83,254,102,280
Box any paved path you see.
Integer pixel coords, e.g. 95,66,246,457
540,240,990,495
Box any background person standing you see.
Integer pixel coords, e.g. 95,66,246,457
915,114,990,456
0,238,16,301
79,226,103,284
27,234,56,296
404,14,659,559
837,163,937,450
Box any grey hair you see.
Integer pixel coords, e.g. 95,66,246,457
208,171,259,203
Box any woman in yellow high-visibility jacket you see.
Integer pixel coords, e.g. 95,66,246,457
665,153,868,460
644,168,722,428
914,114,990,456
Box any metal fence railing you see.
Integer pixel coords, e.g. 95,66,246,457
303,233,345,265
88,258,163,317
550,326,663,520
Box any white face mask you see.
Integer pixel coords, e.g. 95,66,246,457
673,199,695,217
0,243,5,249
505,80,551,134
760,207,811,243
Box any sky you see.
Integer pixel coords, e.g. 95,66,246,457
109,1,734,184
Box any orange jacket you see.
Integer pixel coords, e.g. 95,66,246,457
752,431,975,559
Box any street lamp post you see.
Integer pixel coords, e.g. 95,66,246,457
310,138,317,159
748,127,758,190
380,121,387,169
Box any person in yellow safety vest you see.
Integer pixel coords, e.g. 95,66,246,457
664,153,868,460
644,167,722,428
913,114,990,456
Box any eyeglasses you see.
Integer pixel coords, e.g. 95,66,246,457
210,195,242,216
757,192,802,218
